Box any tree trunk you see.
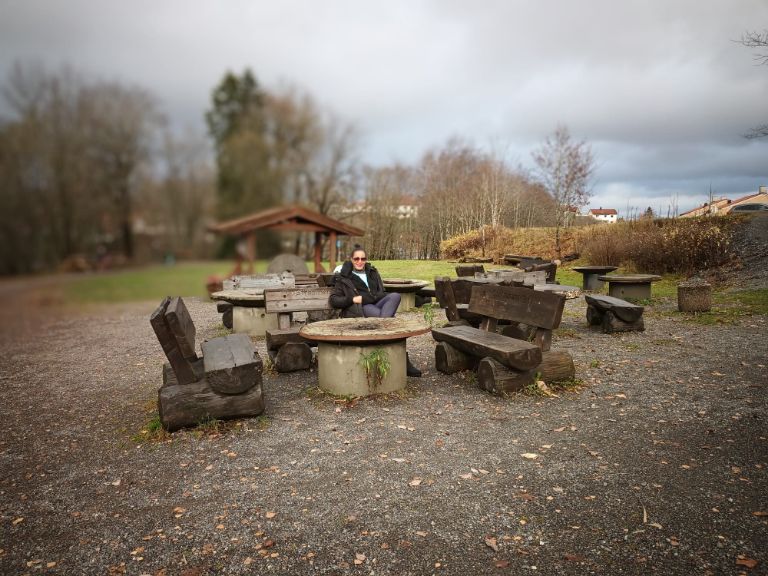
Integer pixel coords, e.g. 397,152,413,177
434,341,477,374
537,350,575,383
476,357,536,395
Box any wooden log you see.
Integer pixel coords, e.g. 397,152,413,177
434,277,461,322
536,350,575,383
602,310,645,334
266,327,307,351
434,341,477,374
165,297,198,360
150,298,197,386
202,334,263,395
274,341,313,372
162,359,204,387
477,357,536,395
500,322,536,341
158,377,265,432
586,305,603,326
431,325,541,370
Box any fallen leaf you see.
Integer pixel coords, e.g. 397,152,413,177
553,427,566,432
12,518,24,525
495,560,510,568
265,511,277,519
564,553,586,562
521,453,538,460
243,557,253,566
409,477,422,487
415,531,428,537
485,536,499,551
752,511,768,517
46,562,57,568
736,557,758,568
354,553,366,565
391,458,406,463
459,473,473,480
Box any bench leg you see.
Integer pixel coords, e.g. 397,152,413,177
602,310,645,333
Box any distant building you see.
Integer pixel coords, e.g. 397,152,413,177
587,207,618,223
679,186,768,217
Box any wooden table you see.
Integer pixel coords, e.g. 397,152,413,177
211,289,277,335
597,274,662,300
572,266,618,291
300,318,430,396
383,278,430,312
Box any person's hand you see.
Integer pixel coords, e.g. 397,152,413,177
352,295,363,304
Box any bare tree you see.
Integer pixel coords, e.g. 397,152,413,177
738,30,768,138
532,125,595,257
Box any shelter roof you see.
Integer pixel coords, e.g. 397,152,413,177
209,205,364,237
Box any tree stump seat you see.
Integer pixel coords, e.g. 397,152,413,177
150,296,264,431
585,294,645,333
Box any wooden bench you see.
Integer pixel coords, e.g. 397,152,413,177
585,294,645,333
150,297,264,431
263,287,335,372
455,264,485,277
432,284,575,395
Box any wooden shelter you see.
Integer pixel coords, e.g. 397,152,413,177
208,205,364,273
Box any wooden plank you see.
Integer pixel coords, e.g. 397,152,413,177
434,277,460,322
584,294,644,323
202,334,263,395
165,297,197,360
150,298,197,386
264,287,333,314
468,284,565,329
431,325,541,371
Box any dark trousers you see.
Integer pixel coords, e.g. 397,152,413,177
363,292,401,318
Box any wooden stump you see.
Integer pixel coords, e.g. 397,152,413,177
537,350,576,383
202,334,263,395
217,302,233,329
602,310,645,333
677,284,711,312
477,357,536,395
274,342,313,372
435,341,478,374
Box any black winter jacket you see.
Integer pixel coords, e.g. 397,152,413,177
329,261,387,318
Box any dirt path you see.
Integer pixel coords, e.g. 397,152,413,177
0,274,765,575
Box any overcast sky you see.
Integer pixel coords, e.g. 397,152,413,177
1,0,766,215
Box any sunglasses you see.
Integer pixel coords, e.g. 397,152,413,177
352,257,367,262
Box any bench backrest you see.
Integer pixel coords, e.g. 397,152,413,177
150,296,198,385
468,284,565,330
264,287,334,314
455,264,485,277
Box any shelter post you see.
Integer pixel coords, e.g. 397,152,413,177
329,231,337,271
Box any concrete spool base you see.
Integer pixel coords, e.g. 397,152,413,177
317,340,406,396
232,306,279,336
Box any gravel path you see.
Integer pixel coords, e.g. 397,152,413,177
1,276,765,575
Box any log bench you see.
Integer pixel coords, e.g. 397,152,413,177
150,296,264,431
585,294,645,333
263,287,335,372
432,284,575,395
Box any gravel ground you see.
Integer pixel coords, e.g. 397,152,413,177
1,230,766,575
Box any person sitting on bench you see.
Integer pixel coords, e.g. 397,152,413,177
330,245,422,376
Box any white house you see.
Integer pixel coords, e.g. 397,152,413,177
587,208,618,223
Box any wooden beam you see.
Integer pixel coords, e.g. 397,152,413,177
329,231,337,272
313,232,322,273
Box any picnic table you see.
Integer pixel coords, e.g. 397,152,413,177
534,283,582,299
210,289,278,335
300,317,430,396
382,278,430,312
597,274,662,300
572,266,618,291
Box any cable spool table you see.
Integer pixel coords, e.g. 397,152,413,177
382,279,430,312
571,266,618,291
300,318,430,396
597,274,662,300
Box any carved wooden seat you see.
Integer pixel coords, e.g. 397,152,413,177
432,284,575,395
150,297,264,431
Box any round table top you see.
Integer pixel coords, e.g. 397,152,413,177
300,317,431,342
383,278,430,292
597,274,662,283
210,289,266,303
572,266,619,273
